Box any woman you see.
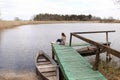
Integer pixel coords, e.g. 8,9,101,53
56,33,66,45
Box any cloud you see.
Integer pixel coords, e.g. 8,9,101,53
0,0,120,20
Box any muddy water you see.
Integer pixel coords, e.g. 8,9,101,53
0,23,120,79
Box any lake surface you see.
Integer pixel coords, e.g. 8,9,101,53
0,23,120,77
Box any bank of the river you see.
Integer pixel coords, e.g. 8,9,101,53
0,70,38,80
0,20,100,30
1,20,120,30
0,62,119,80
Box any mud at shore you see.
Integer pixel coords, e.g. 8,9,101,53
0,70,39,80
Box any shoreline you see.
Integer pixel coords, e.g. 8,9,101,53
0,60,119,80
0,70,38,80
0,20,120,30
0,20,98,30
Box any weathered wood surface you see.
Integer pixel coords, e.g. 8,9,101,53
70,30,120,70
52,44,106,80
36,50,59,80
72,30,115,34
38,64,56,73
69,30,114,47
71,33,120,58
67,43,90,47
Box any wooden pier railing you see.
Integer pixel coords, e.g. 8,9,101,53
69,30,120,70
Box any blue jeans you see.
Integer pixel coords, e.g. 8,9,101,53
56,39,62,43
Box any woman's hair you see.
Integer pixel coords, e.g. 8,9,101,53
61,33,66,37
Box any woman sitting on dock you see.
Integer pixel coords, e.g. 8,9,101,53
56,33,66,45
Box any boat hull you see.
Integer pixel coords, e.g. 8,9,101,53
35,50,59,80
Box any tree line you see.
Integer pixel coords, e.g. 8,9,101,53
33,13,99,21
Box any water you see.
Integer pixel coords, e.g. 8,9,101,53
0,23,120,79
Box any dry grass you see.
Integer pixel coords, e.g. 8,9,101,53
0,21,52,30
0,21,69,30
98,60,120,80
0,20,100,30
0,20,120,30
88,58,120,80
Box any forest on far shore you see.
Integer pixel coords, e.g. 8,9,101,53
34,13,96,21
33,13,118,22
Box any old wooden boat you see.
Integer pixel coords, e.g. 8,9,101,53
76,46,97,56
35,50,59,80
76,42,111,56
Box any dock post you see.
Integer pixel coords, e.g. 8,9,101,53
94,48,100,70
69,33,72,46
51,44,55,60
106,32,111,62
52,49,55,60
59,68,65,80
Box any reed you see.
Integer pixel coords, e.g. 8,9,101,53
0,20,100,30
98,60,120,80
88,59,120,80
0,21,45,30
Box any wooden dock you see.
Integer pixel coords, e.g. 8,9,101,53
52,44,107,80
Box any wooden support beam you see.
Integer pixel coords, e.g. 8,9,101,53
106,32,109,46
72,30,115,34
71,33,120,58
51,45,55,60
69,33,72,46
106,32,111,61
94,48,100,70
59,68,64,80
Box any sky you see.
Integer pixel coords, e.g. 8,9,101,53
0,0,120,20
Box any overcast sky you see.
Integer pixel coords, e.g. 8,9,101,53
0,0,120,20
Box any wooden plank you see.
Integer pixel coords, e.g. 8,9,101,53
37,64,57,73
38,58,47,62
52,44,106,80
42,71,56,77
38,67,56,73
48,76,57,80
72,30,115,34
38,64,56,68
68,42,90,47
37,61,51,65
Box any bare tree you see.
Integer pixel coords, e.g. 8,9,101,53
14,17,21,21
113,0,120,5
